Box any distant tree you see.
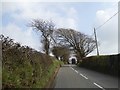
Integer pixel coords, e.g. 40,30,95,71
54,28,96,61
52,46,70,62
30,19,55,55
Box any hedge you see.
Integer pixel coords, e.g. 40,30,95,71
1,35,61,88
79,54,119,77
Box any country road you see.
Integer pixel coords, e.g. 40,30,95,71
53,65,118,89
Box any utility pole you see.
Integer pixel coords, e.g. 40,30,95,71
94,28,99,56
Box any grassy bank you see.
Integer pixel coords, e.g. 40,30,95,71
3,58,62,88
79,54,119,76
1,35,62,88
34,60,62,88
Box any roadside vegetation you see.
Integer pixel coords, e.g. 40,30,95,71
79,54,119,76
1,35,62,88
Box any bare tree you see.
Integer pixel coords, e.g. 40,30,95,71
30,19,55,55
54,28,96,61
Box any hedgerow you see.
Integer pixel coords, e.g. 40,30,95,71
1,35,60,88
79,54,119,76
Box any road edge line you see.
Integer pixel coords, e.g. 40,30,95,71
80,73,88,79
93,82,105,90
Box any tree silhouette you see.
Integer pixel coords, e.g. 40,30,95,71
54,28,96,61
30,19,55,55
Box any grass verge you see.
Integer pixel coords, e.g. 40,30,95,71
34,60,62,88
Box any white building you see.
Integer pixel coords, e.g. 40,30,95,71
69,56,77,64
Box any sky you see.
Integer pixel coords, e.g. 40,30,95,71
1,0,119,56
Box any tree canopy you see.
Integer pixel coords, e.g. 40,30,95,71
53,28,96,60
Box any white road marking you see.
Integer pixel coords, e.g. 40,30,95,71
93,82,105,90
70,67,105,90
75,70,78,73
70,67,78,74
80,73,88,79
71,67,74,70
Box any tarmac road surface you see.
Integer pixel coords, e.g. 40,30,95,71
54,64,118,89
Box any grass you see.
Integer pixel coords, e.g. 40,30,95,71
34,60,61,88
2,58,62,88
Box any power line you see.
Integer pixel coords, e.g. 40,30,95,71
90,3,119,55
90,4,119,37
95,10,120,30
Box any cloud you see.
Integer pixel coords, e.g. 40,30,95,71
89,6,118,56
3,2,79,29
1,0,119,2
2,23,41,51
2,2,79,51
